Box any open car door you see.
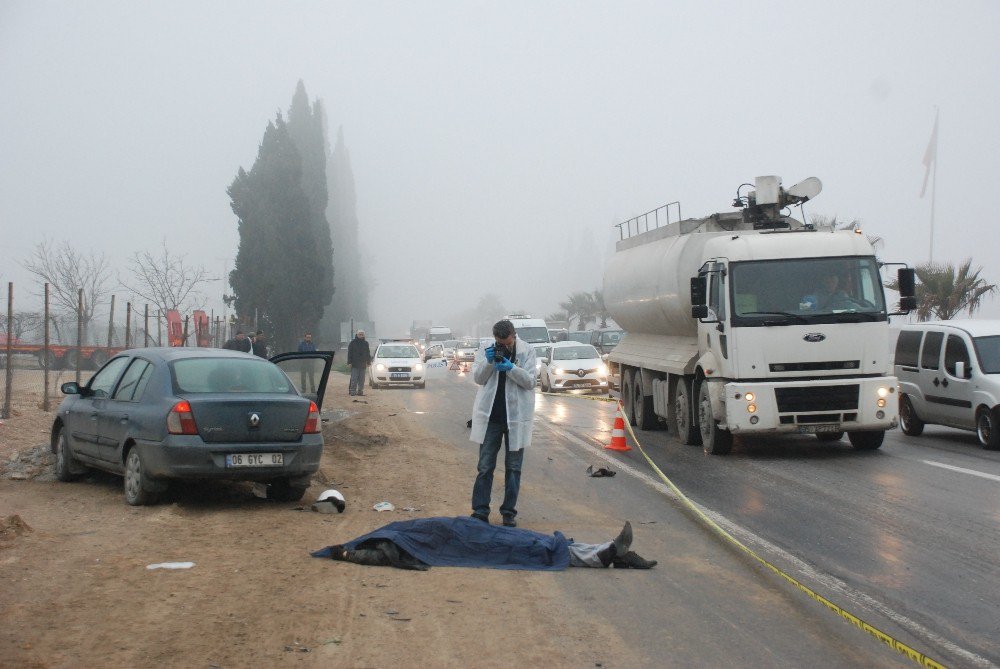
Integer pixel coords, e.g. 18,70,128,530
269,351,335,411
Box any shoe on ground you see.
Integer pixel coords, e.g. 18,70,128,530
502,516,517,528
471,513,489,523
612,551,657,569
613,521,633,555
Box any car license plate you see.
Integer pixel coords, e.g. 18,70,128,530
226,453,283,467
390,372,409,380
797,425,840,433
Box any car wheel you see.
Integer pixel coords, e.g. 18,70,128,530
674,376,701,445
54,425,84,481
976,406,1000,450
632,372,658,431
269,478,308,502
847,430,885,450
899,395,924,436
698,381,732,455
124,448,160,506
816,431,845,442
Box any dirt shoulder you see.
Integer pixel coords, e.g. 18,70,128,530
0,373,633,668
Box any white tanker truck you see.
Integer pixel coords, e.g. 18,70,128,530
604,176,917,454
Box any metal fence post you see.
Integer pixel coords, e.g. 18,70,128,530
44,283,51,412
75,288,83,384
3,282,13,419
144,304,149,346
125,302,132,349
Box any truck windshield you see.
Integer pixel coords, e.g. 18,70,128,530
515,326,550,343
730,256,886,325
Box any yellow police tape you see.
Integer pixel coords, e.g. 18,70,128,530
612,400,947,669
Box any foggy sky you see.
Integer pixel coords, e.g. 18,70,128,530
2,1,999,339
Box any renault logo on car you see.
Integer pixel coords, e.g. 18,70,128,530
803,333,826,343
248,412,261,427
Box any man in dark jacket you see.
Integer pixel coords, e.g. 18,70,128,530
251,330,268,358
347,330,372,396
297,332,317,392
222,330,252,352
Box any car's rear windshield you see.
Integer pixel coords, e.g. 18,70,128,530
458,340,479,349
171,358,295,394
378,345,419,358
515,326,550,343
973,335,1000,374
553,345,599,361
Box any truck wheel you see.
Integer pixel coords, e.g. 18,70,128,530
633,372,658,431
899,395,924,436
621,369,637,426
847,430,884,450
37,350,58,370
674,377,701,445
976,406,1000,450
89,349,109,369
63,349,80,370
697,381,732,455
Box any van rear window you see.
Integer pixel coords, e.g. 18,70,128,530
894,330,922,367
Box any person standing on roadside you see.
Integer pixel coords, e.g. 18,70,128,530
222,330,252,353
347,330,371,396
251,330,268,358
469,319,537,527
297,332,318,392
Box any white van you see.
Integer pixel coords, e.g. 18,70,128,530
504,314,550,346
894,320,1000,449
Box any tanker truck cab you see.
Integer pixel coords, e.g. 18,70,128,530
606,175,916,455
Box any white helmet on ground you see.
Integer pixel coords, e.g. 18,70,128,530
312,489,346,513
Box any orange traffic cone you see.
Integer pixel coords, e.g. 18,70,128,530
605,403,631,451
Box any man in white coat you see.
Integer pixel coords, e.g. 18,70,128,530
470,319,538,527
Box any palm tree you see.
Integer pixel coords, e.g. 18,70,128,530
909,260,996,321
559,292,597,330
592,289,609,328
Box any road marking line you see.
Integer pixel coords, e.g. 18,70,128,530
541,420,996,669
922,460,1000,483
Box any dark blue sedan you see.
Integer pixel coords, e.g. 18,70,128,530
50,347,334,505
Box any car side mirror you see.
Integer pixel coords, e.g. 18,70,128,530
61,381,81,395
955,361,967,379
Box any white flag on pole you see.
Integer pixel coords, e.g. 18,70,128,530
920,111,938,198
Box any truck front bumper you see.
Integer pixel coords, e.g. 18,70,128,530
721,377,899,434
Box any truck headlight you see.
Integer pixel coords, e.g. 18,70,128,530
745,392,755,402
877,386,890,398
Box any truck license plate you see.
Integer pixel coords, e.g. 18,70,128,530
797,425,840,434
226,453,283,467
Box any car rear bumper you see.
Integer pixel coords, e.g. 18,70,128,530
135,436,323,481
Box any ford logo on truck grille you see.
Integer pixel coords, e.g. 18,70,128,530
803,333,826,343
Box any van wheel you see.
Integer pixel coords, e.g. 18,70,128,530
698,381,732,454
899,396,924,436
848,430,884,450
621,369,637,426
976,407,1000,450
674,377,700,445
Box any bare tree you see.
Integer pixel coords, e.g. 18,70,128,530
22,239,113,342
0,311,43,342
120,240,215,317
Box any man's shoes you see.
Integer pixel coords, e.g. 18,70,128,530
501,516,517,528
357,392,364,396
471,513,489,523
612,551,657,569
613,521,633,556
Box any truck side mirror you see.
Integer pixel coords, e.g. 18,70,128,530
691,305,709,319
897,267,916,298
690,276,706,305
899,296,917,311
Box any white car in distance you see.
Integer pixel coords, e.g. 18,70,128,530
369,343,426,389
539,342,609,394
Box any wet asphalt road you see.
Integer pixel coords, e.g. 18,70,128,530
370,364,999,668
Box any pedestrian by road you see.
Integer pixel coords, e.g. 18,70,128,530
222,330,252,353
469,319,537,527
347,330,371,396
298,332,317,392
252,330,268,358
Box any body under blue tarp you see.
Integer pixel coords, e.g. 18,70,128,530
311,516,571,571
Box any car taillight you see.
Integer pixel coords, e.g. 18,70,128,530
303,401,321,434
167,400,198,435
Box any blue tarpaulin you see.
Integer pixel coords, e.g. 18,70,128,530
312,516,570,571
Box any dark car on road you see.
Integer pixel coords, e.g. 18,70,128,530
51,347,334,505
